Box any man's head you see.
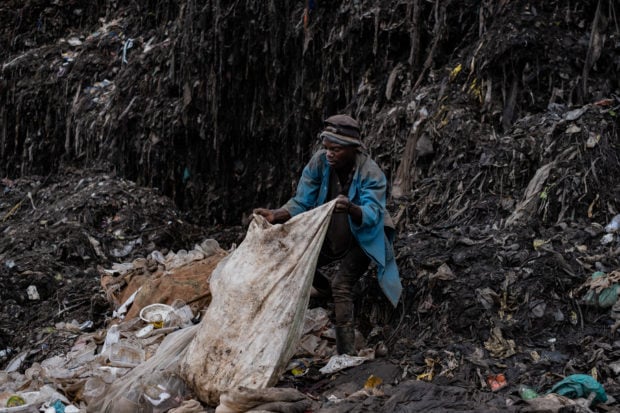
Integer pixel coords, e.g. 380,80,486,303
320,114,361,171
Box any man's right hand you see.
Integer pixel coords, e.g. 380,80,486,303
253,208,291,224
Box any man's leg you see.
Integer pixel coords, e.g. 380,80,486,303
312,247,335,298
331,243,370,355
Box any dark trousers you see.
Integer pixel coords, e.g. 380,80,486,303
313,241,370,328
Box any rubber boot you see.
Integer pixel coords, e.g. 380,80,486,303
335,326,356,355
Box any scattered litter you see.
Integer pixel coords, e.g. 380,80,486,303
486,374,507,392
605,215,620,233
518,384,539,400
319,353,373,375
548,374,607,405
140,303,175,326
26,285,40,301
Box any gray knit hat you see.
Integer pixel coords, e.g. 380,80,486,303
319,114,362,147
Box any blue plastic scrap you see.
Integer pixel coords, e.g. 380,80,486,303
52,399,65,413
548,374,607,405
122,38,134,64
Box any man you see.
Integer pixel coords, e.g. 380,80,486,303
254,114,402,355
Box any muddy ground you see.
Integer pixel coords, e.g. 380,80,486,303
1,0,620,411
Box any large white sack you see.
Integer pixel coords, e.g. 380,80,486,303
180,200,336,405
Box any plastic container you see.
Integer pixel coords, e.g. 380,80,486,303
0,391,43,413
114,388,143,413
101,325,120,356
108,342,144,368
140,304,174,327
518,384,539,400
95,366,130,384
135,324,155,338
82,377,108,405
142,372,187,413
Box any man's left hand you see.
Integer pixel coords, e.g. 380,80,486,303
334,195,352,213
335,195,362,224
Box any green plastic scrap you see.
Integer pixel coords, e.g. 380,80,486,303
598,285,620,307
548,374,607,405
582,272,620,308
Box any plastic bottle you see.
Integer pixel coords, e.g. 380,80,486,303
518,384,539,400
100,325,120,357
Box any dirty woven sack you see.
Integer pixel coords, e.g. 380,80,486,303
181,200,336,405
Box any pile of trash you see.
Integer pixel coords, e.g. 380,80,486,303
0,170,210,368
0,205,388,412
0,239,224,412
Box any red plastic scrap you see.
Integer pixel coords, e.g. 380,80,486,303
486,373,507,391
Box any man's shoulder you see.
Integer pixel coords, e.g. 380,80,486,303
357,153,385,177
308,149,327,167
312,148,327,158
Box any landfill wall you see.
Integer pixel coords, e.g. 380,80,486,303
1,0,618,226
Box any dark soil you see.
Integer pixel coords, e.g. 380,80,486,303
1,0,619,411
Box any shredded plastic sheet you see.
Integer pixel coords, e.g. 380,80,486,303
87,325,199,412
181,200,336,406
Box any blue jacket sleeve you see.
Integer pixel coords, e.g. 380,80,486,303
282,151,324,216
356,174,387,230
350,160,387,231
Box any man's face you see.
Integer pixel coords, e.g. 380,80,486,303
323,139,357,171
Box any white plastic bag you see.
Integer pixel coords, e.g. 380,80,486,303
181,200,336,405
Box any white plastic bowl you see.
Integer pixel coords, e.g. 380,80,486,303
139,303,174,323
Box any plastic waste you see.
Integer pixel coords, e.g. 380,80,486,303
582,271,620,308
319,354,370,375
114,388,143,412
6,395,25,407
108,342,145,368
364,375,383,389
82,377,108,405
287,359,311,377
142,372,187,413
165,300,194,328
79,320,94,331
548,374,607,405
140,303,174,328
487,374,507,391
301,307,330,335
150,250,166,265
5,350,28,373
601,233,616,244
0,391,44,412
113,288,141,319
51,399,65,413
100,324,120,356
26,285,40,300
518,384,539,400
135,323,154,338
605,214,620,233
95,366,130,384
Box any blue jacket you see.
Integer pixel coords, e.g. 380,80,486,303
283,149,402,307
